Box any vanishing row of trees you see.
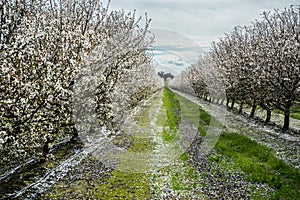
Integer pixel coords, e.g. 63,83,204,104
0,0,162,164
170,7,300,130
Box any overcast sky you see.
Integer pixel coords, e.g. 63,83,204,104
109,0,300,74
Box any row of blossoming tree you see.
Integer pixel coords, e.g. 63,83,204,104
0,0,162,164
170,7,300,130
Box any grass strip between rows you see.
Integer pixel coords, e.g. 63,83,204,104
215,132,300,199
171,88,300,199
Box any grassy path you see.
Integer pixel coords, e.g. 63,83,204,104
40,87,300,199
173,89,300,169
172,88,300,199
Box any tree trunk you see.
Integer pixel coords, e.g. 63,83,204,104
265,109,271,123
71,126,79,142
249,104,256,118
283,109,290,131
230,99,235,110
40,135,54,163
283,102,292,130
226,99,230,107
212,98,216,104
238,101,244,113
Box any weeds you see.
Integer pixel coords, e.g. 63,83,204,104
215,132,300,199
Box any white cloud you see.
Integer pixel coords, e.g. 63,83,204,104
110,0,299,44
109,0,300,74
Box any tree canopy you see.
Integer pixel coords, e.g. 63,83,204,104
158,71,175,81
169,7,300,130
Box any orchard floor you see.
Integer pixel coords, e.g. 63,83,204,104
1,88,299,199
173,90,300,170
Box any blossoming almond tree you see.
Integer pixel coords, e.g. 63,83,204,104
174,7,299,130
0,0,159,164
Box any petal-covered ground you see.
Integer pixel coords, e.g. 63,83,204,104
1,87,299,199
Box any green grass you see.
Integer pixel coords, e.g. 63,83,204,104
46,179,92,199
162,87,181,130
159,88,182,143
136,104,151,127
173,91,300,199
162,89,300,199
273,104,300,120
155,108,167,127
43,156,110,199
161,127,179,143
94,171,151,199
48,133,154,199
215,132,300,199
94,93,157,199
128,136,153,153
291,113,300,120
290,105,300,120
170,152,198,192
174,94,203,126
174,93,222,136
45,88,300,199
175,94,210,127
157,88,199,194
